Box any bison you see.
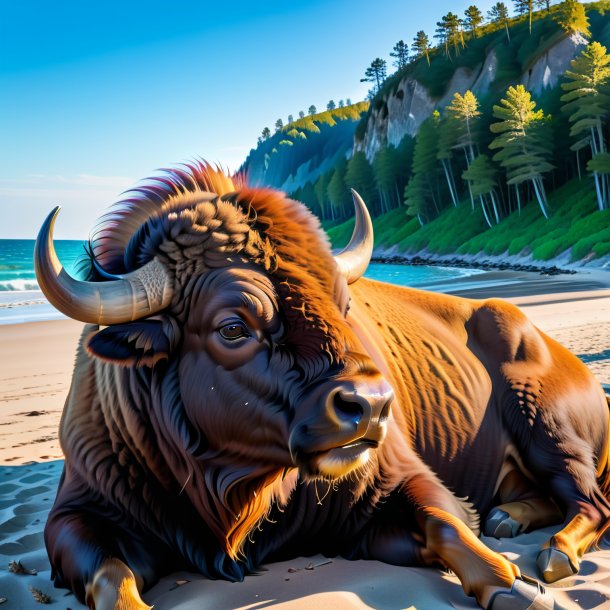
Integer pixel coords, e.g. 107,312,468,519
35,163,609,610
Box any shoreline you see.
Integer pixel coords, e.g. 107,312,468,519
372,254,578,276
3,260,610,326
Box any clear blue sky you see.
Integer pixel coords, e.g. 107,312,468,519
1,0,499,238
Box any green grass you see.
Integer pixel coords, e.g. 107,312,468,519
324,178,610,262
326,207,421,250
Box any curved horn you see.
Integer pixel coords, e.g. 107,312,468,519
333,189,374,284
34,207,174,325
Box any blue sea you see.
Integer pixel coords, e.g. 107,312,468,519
0,239,485,325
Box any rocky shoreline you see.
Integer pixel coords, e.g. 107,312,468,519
371,254,578,276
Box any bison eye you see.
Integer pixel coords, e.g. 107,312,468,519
218,320,251,342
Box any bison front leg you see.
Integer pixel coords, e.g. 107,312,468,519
45,505,153,610
406,474,565,609
45,472,159,609
45,507,152,610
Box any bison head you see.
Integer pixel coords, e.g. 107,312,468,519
35,163,393,556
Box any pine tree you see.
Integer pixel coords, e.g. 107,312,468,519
345,152,379,214
463,155,501,226
488,2,511,42
437,12,465,58
314,173,331,220
346,98,352,105
299,110,305,119
437,113,461,207
445,90,482,209
287,114,294,124
373,146,401,212
360,58,388,94
308,105,317,115
261,127,271,140
514,0,535,33
561,42,610,209
490,85,554,218
446,90,481,162
412,30,432,65
296,181,318,216
390,40,410,70
338,100,345,108
404,117,441,224
536,0,552,13
556,0,590,37
464,5,484,38
395,135,416,199
513,0,527,15
327,160,351,220
275,118,284,132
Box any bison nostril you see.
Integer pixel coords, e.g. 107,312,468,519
379,397,392,422
333,391,365,425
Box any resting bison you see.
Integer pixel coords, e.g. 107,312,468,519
36,163,609,610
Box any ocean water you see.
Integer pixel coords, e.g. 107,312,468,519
0,239,484,325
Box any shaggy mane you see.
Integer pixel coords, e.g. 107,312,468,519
84,161,350,559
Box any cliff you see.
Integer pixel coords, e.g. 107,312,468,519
355,31,588,161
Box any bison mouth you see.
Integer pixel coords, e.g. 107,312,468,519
300,438,379,480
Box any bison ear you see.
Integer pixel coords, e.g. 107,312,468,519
85,315,180,367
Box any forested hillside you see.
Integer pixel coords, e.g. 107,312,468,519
241,103,369,209
244,1,610,264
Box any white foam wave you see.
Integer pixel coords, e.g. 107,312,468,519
0,279,40,291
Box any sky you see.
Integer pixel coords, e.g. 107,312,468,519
1,0,499,239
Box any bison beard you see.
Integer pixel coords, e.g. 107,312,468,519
36,162,609,610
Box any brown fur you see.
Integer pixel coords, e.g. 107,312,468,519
45,163,610,609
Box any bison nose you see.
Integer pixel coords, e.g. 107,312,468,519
327,384,394,428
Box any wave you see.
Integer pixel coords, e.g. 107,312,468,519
0,279,40,291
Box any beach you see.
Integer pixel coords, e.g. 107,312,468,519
1,269,610,609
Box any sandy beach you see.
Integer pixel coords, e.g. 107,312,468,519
1,269,610,609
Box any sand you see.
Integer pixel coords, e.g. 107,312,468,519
1,271,610,609
0,320,83,464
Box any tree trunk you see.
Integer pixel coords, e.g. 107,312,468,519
515,184,521,216
593,171,604,212
490,190,501,224
480,196,493,228
531,178,549,219
442,160,458,207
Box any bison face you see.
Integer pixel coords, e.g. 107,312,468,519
35,177,394,483
178,266,293,467
178,263,393,482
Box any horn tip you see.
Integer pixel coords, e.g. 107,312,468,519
44,206,61,226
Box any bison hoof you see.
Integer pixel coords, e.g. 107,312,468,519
536,548,577,583
488,575,567,610
86,558,153,610
484,508,523,538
